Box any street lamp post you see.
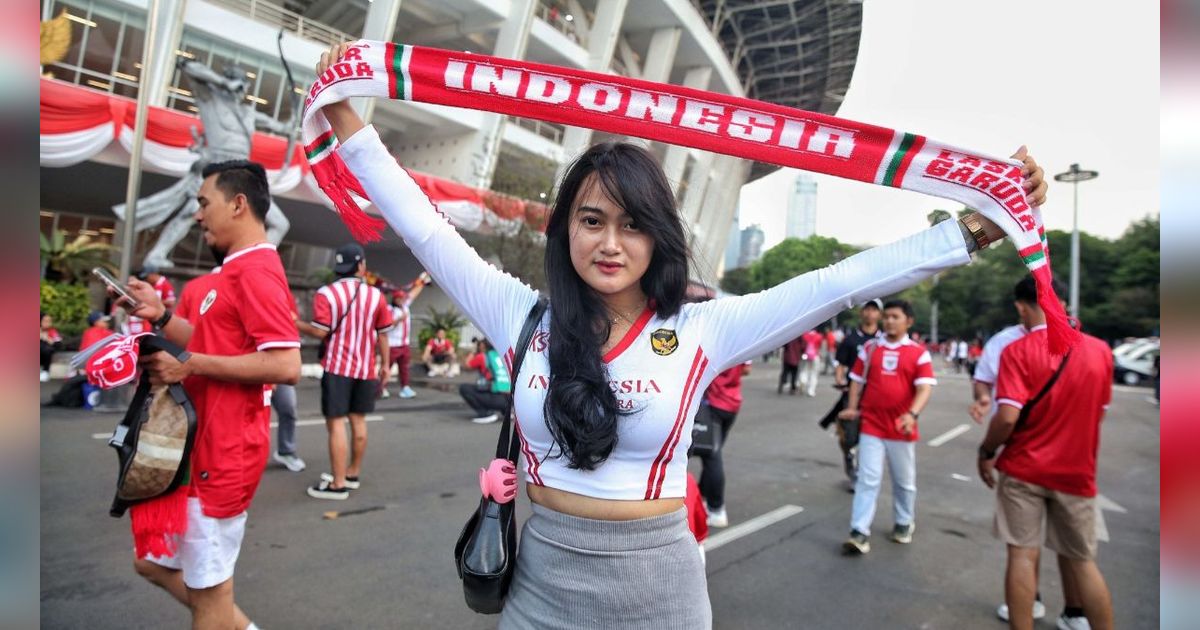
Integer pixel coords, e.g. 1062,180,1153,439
1052,163,1099,318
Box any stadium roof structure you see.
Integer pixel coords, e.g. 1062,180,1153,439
690,0,864,181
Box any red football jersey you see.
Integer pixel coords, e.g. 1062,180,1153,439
802,330,823,359
313,278,394,380
850,337,936,442
994,326,1113,497
704,362,751,413
182,245,300,518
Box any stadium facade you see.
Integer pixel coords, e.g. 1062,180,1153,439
40,0,861,307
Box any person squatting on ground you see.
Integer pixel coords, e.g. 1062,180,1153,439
839,300,936,554
778,335,803,394
315,39,1046,628
799,328,824,397
380,273,427,399
297,242,394,500
978,276,1114,630
693,359,752,528
423,327,460,377
459,337,513,424
120,159,301,630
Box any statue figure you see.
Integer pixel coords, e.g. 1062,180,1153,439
114,57,297,268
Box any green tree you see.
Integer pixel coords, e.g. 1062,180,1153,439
40,231,115,283
747,236,859,291
719,267,753,295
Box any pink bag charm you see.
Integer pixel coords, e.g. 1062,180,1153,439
478,458,517,504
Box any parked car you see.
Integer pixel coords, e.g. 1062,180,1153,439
1113,340,1159,386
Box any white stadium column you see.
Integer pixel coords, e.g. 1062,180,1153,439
555,0,629,182
474,0,537,189
661,66,712,192
680,151,715,226
356,0,403,123
641,27,681,83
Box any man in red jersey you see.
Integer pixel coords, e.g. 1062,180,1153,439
694,360,752,528
799,328,824,397
979,276,1114,630
839,300,935,554
120,160,300,630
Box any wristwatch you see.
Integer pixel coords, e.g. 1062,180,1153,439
978,445,997,460
959,214,991,253
152,310,173,331
908,410,920,420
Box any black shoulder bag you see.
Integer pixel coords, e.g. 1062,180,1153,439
318,280,362,361
108,335,197,517
453,299,547,614
1014,350,1073,430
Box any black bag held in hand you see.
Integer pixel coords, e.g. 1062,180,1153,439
108,335,197,518
690,402,722,457
454,299,546,614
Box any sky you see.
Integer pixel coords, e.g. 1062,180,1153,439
736,0,1160,250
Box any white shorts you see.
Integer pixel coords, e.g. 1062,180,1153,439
144,497,248,589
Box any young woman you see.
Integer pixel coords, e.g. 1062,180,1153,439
316,43,1047,630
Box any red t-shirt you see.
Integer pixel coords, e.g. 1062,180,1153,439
850,337,936,442
128,276,177,334
466,352,491,380
994,327,1112,497
79,325,111,350
704,362,750,413
182,246,300,518
782,337,804,365
824,330,837,352
427,337,454,356
802,330,823,359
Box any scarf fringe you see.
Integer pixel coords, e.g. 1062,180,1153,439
1032,266,1080,355
312,153,387,242
130,485,189,559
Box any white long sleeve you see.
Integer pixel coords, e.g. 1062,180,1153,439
337,125,538,353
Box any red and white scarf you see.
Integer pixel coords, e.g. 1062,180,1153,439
301,41,1076,353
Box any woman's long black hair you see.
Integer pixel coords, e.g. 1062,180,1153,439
542,141,690,471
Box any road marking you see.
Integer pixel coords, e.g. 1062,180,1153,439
702,504,804,552
951,473,972,482
928,423,972,447
1095,494,1127,542
92,414,386,439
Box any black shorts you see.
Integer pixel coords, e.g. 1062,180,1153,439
321,372,377,418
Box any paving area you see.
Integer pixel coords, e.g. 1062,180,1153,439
40,360,1159,629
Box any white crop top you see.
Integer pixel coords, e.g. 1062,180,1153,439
338,125,971,500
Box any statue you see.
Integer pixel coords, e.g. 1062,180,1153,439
115,43,299,268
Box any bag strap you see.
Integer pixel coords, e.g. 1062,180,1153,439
112,335,192,432
329,280,364,335
1015,349,1073,430
496,299,548,461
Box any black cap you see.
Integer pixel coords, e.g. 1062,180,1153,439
333,243,365,275
137,264,161,279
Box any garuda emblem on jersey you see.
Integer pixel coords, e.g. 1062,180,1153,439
650,328,678,356
882,351,900,372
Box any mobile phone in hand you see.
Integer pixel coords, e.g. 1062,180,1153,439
92,267,141,310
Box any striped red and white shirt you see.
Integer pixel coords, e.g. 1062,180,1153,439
386,299,412,348
312,277,394,380
339,124,973,500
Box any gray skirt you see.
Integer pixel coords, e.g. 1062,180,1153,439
498,503,711,630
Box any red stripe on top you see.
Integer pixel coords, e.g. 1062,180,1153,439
602,307,655,363
645,347,705,499
1017,243,1044,258
385,42,397,100
305,129,335,154
652,352,710,499
506,346,542,486
892,134,926,185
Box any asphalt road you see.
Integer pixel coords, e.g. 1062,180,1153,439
40,360,1159,629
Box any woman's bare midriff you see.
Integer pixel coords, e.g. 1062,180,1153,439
527,484,684,521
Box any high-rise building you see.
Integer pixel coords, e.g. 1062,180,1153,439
786,173,818,239
738,224,765,269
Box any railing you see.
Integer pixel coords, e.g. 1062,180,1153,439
534,1,585,47
507,116,565,144
205,0,354,48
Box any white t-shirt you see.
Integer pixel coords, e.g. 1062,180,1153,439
973,324,1029,385
339,125,971,500
386,302,412,348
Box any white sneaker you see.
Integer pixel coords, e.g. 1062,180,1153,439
273,451,307,472
40,370,50,383
320,472,361,489
707,506,729,528
472,412,501,424
306,479,348,500
1056,614,1091,630
399,386,416,398
997,600,1047,621
379,388,391,399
